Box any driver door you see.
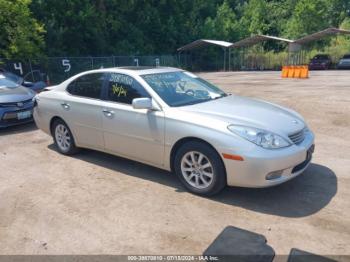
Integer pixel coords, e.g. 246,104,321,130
101,72,165,167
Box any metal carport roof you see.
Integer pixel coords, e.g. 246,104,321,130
177,39,233,52
230,35,293,48
294,27,350,45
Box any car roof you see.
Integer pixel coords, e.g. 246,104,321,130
77,66,184,77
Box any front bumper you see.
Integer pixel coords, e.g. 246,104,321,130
220,131,315,188
0,104,34,128
309,64,328,70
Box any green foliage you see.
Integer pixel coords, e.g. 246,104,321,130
0,0,45,58
285,0,329,39
0,0,349,57
326,17,350,61
202,1,241,41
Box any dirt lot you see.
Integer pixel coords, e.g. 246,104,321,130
0,71,349,259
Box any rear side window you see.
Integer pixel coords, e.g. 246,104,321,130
106,73,150,104
67,73,105,99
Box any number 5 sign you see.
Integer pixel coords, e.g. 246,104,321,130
62,59,71,72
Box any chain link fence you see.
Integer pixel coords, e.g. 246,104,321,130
0,55,184,85
0,52,291,86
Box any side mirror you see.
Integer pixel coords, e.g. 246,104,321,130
132,97,153,110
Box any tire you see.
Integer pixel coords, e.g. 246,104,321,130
52,119,79,155
174,141,226,196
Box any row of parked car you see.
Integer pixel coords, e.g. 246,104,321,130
0,69,47,128
309,53,350,70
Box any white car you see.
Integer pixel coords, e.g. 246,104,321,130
34,67,315,195
337,54,350,69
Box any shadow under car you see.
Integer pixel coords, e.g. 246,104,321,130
48,145,337,218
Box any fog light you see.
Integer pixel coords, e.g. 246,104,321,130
266,170,283,180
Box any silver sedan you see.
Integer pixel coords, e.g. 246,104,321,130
34,67,315,195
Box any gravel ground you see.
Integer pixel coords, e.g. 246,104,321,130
0,71,349,260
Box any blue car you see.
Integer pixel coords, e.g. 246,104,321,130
0,74,36,128
0,69,47,93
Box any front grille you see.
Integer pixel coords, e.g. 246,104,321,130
0,99,33,108
288,129,305,145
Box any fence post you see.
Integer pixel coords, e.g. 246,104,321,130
28,59,34,82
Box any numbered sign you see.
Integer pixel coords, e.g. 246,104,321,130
13,62,23,75
62,59,71,72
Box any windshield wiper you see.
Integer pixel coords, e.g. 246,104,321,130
212,93,227,100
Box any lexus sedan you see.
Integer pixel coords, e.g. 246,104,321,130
0,74,35,128
34,67,315,195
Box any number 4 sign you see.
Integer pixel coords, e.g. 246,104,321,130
14,62,23,75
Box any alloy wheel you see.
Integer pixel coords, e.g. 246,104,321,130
55,124,71,152
180,151,214,189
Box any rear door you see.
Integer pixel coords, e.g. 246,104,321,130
61,72,106,150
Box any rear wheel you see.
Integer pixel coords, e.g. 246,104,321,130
52,119,79,155
174,141,226,196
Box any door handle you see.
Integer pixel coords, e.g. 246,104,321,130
61,102,70,110
102,109,114,117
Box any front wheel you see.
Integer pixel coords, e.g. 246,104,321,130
174,141,226,196
52,119,79,155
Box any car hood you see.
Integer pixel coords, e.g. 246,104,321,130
0,85,35,103
179,95,305,135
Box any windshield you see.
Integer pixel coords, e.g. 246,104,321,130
0,75,19,88
1,72,23,84
343,54,350,59
141,71,227,107
313,55,329,60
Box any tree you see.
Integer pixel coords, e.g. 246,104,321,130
0,0,45,58
202,0,241,41
284,0,329,39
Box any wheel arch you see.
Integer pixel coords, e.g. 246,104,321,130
50,116,67,136
169,137,226,174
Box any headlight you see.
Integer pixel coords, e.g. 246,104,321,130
228,125,291,149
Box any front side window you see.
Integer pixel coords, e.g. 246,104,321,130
141,71,227,107
106,73,150,104
67,73,104,99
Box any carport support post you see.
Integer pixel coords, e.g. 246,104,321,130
288,43,302,65
223,47,226,71
228,48,231,71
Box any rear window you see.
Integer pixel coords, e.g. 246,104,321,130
342,54,350,59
